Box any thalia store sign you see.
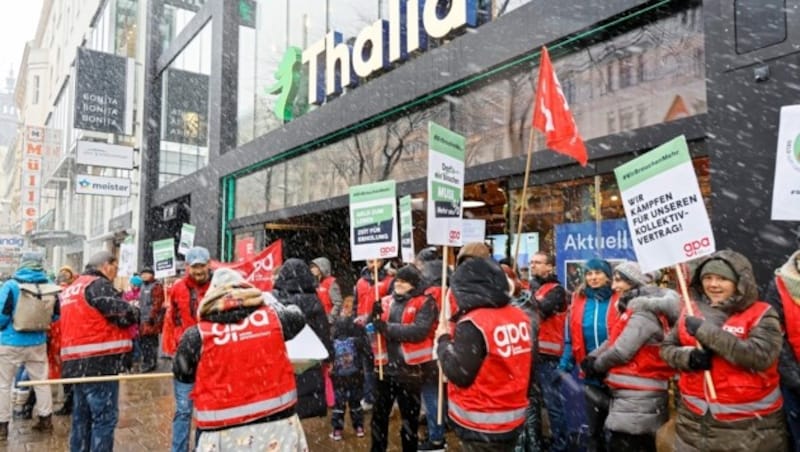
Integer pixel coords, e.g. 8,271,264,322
272,0,479,119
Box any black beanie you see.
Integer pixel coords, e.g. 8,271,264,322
395,265,423,288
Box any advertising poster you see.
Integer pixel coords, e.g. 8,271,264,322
771,105,800,221
349,181,399,261
178,223,196,256
461,219,486,245
555,219,636,292
399,195,415,263
152,238,176,279
117,238,137,277
426,122,465,246
614,135,715,272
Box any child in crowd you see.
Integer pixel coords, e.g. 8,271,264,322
330,297,369,441
123,274,143,367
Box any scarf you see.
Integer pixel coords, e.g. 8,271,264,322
584,285,612,301
777,250,800,305
199,283,264,318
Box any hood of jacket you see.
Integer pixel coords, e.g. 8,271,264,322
421,260,445,288
690,249,759,314
776,250,800,306
626,286,682,325
451,257,510,314
12,267,50,284
274,258,318,294
311,257,332,277
359,265,388,284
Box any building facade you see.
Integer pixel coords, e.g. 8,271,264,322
142,0,800,288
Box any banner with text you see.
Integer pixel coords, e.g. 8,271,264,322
399,195,414,263
427,122,465,246
152,238,177,279
771,105,800,221
349,181,399,261
118,238,137,277
462,219,486,245
20,127,43,233
614,135,715,273
178,223,196,255
74,48,133,135
210,240,283,292
555,220,636,292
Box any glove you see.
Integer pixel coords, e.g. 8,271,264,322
580,356,605,380
371,300,383,318
373,319,388,334
688,348,713,370
685,316,703,336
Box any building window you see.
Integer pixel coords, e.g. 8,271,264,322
735,0,787,54
619,55,633,89
562,78,576,105
607,111,616,133
619,106,634,131
32,75,40,104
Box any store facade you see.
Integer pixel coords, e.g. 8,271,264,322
142,0,800,287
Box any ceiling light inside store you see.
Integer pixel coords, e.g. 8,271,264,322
411,197,425,210
463,200,487,208
610,195,619,201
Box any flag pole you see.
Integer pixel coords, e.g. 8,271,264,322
437,246,449,426
512,126,537,273
374,264,384,381
674,263,717,400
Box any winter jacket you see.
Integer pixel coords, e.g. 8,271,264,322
660,250,786,452
764,250,800,394
273,258,333,419
591,286,680,435
139,280,165,336
311,257,343,321
532,273,567,320
379,285,437,382
331,314,369,378
163,274,209,355
61,268,139,378
0,268,60,346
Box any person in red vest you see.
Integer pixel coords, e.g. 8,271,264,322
661,250,787,452
173,268,309,450
582,261,679,452
354,258,393,409
558,258,619,452
60,251,139,451
311,257,343,322
369,264,436,452
163,246,211,452
436,257,532,451
764,243,800,452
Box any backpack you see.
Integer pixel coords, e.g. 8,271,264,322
333,337,360,377
12,283,61,332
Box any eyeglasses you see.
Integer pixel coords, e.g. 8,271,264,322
530,261,547,265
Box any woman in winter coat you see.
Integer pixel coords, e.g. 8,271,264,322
582,261,679,452
661,250,787,452
273,258,334,419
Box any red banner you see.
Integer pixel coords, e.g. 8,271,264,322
209,240,283,291
235,237,256,263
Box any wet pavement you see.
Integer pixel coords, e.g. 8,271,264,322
3,360,459,451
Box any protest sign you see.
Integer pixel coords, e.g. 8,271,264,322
349,181,399,261
177,224,196,255
152,238,176,279
427,122,465,246
771,105,800,220
399,195,415,263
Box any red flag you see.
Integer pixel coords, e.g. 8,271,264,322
532,47,588,166
209,239,283,291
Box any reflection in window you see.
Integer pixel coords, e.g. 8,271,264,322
735,0,787,54
115,0,138,57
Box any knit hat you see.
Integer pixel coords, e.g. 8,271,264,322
185,247,210,266
584,258,612,279
456,242,491,265
395,265,423,288
140,267,154,276
415,247,438,263
700,259,738,282
19,251,44,270
614,261,648,287
130,275,143,287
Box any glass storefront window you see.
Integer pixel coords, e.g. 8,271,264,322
115,0,138,58
159,23,212,187
159,2,205,53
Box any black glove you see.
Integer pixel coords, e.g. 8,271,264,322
688,348,713,370
580,356,605,380
373,319,388,334
685,316,703,336
371,300,383,318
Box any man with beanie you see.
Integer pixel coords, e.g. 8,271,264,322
136,268,164,373
0,252,60,439
436,257,532,451
764,242,800,452
61,250,139,450
661,250,786,451
310,257,343,321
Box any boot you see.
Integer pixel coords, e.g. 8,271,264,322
32,415,52,432
0,422,8,440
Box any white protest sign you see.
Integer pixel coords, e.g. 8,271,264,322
614,135,715,273
399,195,415,263
349,180,399,261
117,239,137,277
152,238,177,279
771,105,800,221
427,122,465,246
461,219,486,244
178,223,196,256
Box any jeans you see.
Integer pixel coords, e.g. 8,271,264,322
140,335,159,371
332,375,364,430
172,380,194,452
783,385,800,452
421,378,446,442
363,363,376,404
70,382,119,452
536,358,568,452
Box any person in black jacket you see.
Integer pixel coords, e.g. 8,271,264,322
273,258,334,419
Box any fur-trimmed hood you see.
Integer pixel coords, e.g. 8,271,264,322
626,286,681,325
690,249,759,314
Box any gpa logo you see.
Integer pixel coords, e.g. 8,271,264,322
493,322,531,358
449,230,461,241
722,325,745,337
211,309,271,345
683,236,712,258
380,246,397,256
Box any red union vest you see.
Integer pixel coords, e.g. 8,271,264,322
676,301,782,421
373,293,435,366
60,275,133,361
192,306,297,429
316,276,336,315
535,283,567,357
356,275,393,317
605,308,674,391
569,291,620,366
776,276,800,360
448,305,532,434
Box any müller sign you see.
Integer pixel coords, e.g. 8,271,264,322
303,0,478,105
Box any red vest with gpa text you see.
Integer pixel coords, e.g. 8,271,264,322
535,283,567,357
569,291,620,366
356,275,393,317
776,276,800,360
448,305,532,434
676,301,782,421
373,294,435,366
605,308,674,391
316,276,336,315
192,306,297,429
60,275,133,361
